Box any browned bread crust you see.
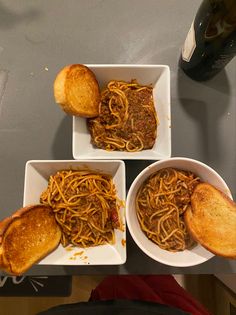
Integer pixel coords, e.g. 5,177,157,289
184,183,236,258
0,205,61,275
54,64,100,117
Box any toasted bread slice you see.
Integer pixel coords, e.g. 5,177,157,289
0,205,61,275
54,64,100,117
184,183,236,258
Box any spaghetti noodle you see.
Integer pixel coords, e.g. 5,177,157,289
40,170,123,248
88,79,158,152
136,168,201,252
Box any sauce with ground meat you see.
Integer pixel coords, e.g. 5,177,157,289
88,80,158,152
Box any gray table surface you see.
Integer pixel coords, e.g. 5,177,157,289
0,0,235,275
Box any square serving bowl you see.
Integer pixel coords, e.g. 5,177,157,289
72,64,171,160
23,160,126,265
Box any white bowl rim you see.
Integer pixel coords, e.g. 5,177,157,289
126,157,232,267
84,64,170,68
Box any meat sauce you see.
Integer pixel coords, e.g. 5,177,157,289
88,82,158,151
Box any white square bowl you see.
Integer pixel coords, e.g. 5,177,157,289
72,64,171,160
23,160,126,265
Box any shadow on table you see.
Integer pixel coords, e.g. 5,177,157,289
52,115,73,160
125,160,154,191
177,68,231,165
124,231,235,274
0,1,40,30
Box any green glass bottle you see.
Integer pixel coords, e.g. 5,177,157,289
179,0,236,81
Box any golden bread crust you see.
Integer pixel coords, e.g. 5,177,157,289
184,183,236,258
54,64,100,117
0,205,61,275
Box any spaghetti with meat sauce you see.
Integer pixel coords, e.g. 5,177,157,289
40,170,123,248
136,168,201,252
88,79,158,152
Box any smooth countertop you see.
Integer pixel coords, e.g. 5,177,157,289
0,0,235,275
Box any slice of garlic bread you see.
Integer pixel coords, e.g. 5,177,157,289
185,183,236,258
54,64,100,117
0,205,61,275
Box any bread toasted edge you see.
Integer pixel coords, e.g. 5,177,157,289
53,64,100,117
184,183,236,259
54,65,70,105
0,205,61,275
54,64,85,116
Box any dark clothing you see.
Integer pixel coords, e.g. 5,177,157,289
38,275,212,315
38,299,190,315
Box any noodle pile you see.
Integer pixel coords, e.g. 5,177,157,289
136,168,201,252
40,170,123,248
88,79,158,152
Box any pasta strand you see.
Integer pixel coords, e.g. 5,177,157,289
136,168,200,252
40,170,123,248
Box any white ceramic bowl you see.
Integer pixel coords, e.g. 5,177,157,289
73,64,171,160
23,160,126,265
126,157,232,267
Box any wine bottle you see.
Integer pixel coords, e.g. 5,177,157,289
179,0,236,81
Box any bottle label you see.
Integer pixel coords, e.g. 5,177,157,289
182,21,196,62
